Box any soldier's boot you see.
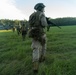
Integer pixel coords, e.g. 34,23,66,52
33,62,39,73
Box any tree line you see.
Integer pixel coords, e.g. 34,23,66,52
50,17,76,26
0,19,27,30
0,17,76,30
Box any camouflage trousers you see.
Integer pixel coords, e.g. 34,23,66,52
31,34,47,62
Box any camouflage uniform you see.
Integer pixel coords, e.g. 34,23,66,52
29,3,47,72
12,27,15,32
16,26,21,35
21,24,27,41
31,33,47,62
29,10,47,62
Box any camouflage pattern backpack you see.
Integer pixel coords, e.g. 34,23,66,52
29,11,42,27
28,11,44,39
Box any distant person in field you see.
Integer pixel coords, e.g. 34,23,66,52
16,25,21,35
12,26,15,32
29,3,48,73
21,23,27,41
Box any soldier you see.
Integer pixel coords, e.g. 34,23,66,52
21,23,27,41
16,25,21,35
12,26,15,32
29,3,48,73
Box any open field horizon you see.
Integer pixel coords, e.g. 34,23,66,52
0,25,76,75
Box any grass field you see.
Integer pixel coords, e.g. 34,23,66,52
0,26,76,75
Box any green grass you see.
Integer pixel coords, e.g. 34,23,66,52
0,26,76,75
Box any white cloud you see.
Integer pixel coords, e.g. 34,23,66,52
0,0,28,20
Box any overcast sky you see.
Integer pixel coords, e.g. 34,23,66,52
0,0,76,20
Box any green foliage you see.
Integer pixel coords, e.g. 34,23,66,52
0,26,76,75
1,17,76,30
50,17,76,26
0,19,27,30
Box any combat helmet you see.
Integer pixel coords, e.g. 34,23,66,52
34,3,45,11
